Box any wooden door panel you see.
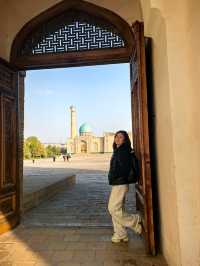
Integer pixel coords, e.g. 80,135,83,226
130,21,156,255
0,60,20,234
1,95,17,189
0,195,17,221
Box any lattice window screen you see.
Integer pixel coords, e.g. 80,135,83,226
21,15,126,56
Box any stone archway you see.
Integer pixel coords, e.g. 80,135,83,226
80,141,87,153
10,0,135,69
0,0,156,255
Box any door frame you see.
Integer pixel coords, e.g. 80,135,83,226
4,0,157,255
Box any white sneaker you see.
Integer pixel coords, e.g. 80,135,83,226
131,214,142,235
111,234,129,243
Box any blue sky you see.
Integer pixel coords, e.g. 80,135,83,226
24,63,132,143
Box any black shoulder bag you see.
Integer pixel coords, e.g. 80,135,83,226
127,150,140,184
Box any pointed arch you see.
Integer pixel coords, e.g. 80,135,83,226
11,0,135,70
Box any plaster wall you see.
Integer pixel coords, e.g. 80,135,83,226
0,0,200,265
160,1,200,265
139,2,181,265
141,1,200,265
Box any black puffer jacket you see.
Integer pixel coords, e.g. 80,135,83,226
108,143,132,185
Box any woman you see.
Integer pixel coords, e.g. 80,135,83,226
108,130,142,243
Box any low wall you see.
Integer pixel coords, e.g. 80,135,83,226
23,174,76,213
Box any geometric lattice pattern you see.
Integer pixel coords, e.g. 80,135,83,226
32,21,125,55
21,16,125,56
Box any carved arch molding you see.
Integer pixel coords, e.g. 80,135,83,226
11,0,135,70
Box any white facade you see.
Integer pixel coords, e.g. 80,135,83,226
66,106,132,154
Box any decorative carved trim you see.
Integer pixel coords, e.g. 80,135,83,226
0,64,15,94
21,11,125,56
10,0,134,69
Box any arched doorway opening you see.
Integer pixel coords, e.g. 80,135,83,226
10,0,134,69
0,0,156,255
80,141,87,153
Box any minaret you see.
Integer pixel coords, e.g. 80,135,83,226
70,105,77,138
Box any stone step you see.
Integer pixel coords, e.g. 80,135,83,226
23,174,76,213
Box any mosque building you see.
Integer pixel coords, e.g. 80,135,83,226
66,106,132,154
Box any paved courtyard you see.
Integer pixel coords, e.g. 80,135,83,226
0,154,167,266
22,154,136,227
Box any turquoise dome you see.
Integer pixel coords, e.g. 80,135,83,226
79,123,92,134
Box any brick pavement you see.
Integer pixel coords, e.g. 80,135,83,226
0,154,168,265
22,154,136,227
0,227,168,266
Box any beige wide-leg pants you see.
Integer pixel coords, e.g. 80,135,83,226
108,184,138,238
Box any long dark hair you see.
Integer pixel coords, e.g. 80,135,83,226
112,130,132,151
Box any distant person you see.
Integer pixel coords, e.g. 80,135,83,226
63,155,66,162
32,159,35,164
53,156,56,162
107,130,142,243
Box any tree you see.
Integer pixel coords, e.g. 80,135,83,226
45,145,61,157
61,147,67,155
24,136,46,159
46,145,54,157
24,141,31,159
55,146,61,156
